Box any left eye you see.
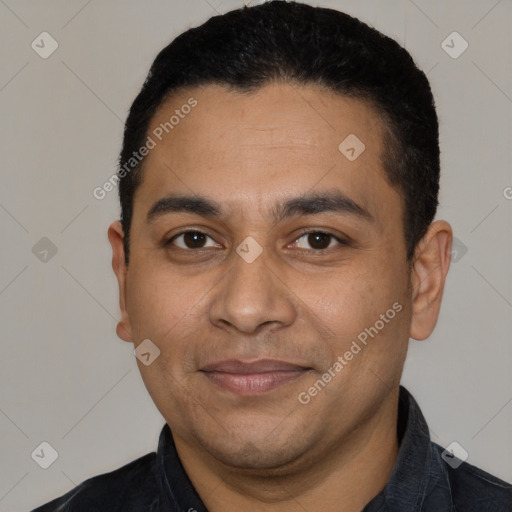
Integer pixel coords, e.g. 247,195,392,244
292,232,345,250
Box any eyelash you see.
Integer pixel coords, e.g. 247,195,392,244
164,229,349,252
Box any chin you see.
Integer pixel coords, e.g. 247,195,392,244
188,414,314,472
205,437,304,471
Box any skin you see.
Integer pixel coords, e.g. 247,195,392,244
108,83,452,511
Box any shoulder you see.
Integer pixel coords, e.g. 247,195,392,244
31,452,159,511
432,443,512,511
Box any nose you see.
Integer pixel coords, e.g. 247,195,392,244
208,243,296,335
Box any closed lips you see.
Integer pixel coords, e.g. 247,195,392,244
200,359,312,395
200,359,311,374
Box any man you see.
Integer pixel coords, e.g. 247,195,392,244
33,1,512,510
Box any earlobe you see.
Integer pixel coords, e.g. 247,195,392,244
107,221,134,343
409,220,453,341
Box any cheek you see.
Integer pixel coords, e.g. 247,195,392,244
307,261,408,353
128,274,202,407
125,263,204,344
309,272,377,334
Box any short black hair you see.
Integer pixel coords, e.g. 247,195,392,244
118,0,439,264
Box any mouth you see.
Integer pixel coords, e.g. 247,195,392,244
200,359,312,395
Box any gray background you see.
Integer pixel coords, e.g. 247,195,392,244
0,0,510,510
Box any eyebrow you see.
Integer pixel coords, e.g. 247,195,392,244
146,191,374,224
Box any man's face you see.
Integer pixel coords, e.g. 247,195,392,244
115,83,414,470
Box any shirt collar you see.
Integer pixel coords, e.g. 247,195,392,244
156,424,208,512
363,385,453,511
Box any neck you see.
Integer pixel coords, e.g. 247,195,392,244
173,389,400,512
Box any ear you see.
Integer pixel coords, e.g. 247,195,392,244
108,221,133,343
410,220,453,341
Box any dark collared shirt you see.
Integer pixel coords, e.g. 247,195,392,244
32,386,512,511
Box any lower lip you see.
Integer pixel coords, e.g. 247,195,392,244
202,370,308,395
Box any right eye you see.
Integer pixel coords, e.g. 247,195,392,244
165,230,221,250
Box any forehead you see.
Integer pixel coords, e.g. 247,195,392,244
135,83,401,228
